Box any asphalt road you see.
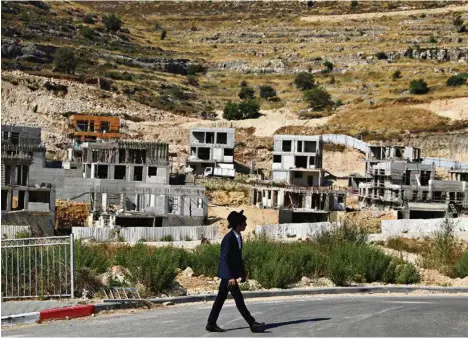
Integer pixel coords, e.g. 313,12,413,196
3,295,468,337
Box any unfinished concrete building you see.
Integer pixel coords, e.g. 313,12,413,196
365,146,421,175
272,135,324,186
1,125,55,235
66,114,121,168
251,185,346,223
449,169,468,182
187,127,235,176
359,161,468,219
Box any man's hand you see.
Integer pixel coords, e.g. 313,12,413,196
229,278,237,286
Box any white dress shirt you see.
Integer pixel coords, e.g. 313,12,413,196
232,230,242,249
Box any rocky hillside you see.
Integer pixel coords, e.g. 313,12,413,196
1,1,467,171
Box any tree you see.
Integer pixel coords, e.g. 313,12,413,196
53,47,77,74
323,61,334,73
238,86,255,99
351,0,358,9
103,14,122,32
306,1,314,8
223,100,260,120
453,15,466,32
392,70,402,81
294,72,315,90
303,87,332,110
259,85,277,99
187,64,206,76
375,52,388,60
446,74,466,87
161,29,167,40
240,80,248,87
409,79,429,95
79,25,94,39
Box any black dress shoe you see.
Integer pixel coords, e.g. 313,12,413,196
206,323,227,332
250,321,265,333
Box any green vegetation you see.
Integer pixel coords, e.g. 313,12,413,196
375,52,388,60
351,1,358,9
161,29,167,40
446,74,467,87
323,61,334,73
392,70,402,81
103,14,122,32
83,14,95,24
223,100,260,120
294,72,315,90
409,79,429,95
79,25,95,39
238,86,255,99
455,251,468,278
53,48,77,74
259,85,277,99
303,87,333,110
160,234,174,242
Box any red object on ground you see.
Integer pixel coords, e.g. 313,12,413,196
39,305,95,322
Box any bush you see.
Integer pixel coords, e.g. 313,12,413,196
375,52,388,60
187,64,206,76
223,100,260,120
429,37,437,43
238,86,255,99
447,74,466,87
191,244,221,277
160,235,173,242
83,14,95,24
455,251,468,278
326,244,354,286
15,230,31,239
303,87,333,110
294,72,315,90
161,29,167,40
79,25,95,39
430,218,458,276
395,263,421,284
392,70,402,81
240,80,248,87
74,241,110,274
255,253,301,289
105,71,133,81
314,222,368,248
323,61,334,73
409,79,429,95
75,267,103,297
53,48,77,74
351,0,358,9
103,14,122,32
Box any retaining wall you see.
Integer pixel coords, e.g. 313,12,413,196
381,218,468,236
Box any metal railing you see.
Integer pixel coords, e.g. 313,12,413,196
1,235,74,300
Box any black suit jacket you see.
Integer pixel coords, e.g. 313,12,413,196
217,230,246,280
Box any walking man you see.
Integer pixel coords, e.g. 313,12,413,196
206,210,265,333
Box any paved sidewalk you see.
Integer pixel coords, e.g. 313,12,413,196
1,299,90,317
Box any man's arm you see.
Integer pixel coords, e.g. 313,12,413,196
220,236,235,283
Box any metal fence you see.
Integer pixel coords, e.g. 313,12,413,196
1,235,74,300
72,226,219,242
1,225,31,239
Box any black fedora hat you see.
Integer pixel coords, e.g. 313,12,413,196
227,210,246,229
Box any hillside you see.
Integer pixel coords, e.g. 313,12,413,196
2,1,467,170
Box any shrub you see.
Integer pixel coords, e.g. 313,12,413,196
160,235,173,242
323,61,334,73
314,221,368,247
307,1,314,8
75,267,103,297
326,244,354,286
105,71,133,81
83,14,95,24
15,230,31,239
255,253,301,289
103,14,122,32
455,251,468,278
409,79,429,95
154,22,163,31
161,29,167,40
79,25,95,39
431,218,458,276
74,241,110,274
351,0,358,9
238,86,255,99
223,100,260,120
294,72,315,90
429,37,437,43
375,52,388,60
240,80,248,87
447,74,466,87
395,263,421,284
53,48,77,74
191,244,221,277
187,64,206,76
392,70,402,81
303,87,333,110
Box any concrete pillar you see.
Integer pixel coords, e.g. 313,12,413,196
91,164,96,179
49,189,56,211
23,190,29,210
127,166,134,182
6,190,12,211
108,165,115,180
102,193,107,212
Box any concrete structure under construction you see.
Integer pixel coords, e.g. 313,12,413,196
187,127,235,176
365,145,421,175
1,125,55,236
359,161,468,219
272,135,324,186
251,185,346,223
449,169,468,182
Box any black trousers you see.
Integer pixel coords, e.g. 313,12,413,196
207,279,255,326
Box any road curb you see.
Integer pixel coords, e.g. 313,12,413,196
149,286,468,305
1,312,40,326
39,305,95,323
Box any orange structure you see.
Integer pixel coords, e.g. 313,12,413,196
68,115,120,142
